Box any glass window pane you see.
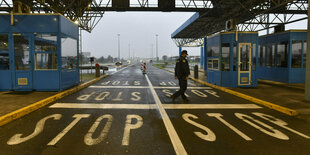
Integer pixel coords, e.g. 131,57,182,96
221,43,230,71
61,37,77,69
207,59,212,69
277,42,288,67
0,53,9,70
266,45,275,67
303,41,307,68
292,41,302,68
35,53,57,70
14,36,30,70
240,45,250,71
233,43,237,71
0,35,9,52
213,59,219,70
212,46,219,57
252,44,256,71
207,45,219,57
259,45,265,67
34,34,57,51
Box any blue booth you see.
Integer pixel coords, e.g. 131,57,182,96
0,14,79,91
206,32,258,87
257,30,307,83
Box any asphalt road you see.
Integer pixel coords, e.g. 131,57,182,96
1,64,310,155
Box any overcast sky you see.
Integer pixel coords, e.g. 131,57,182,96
81,12,307,59
81,12,199,59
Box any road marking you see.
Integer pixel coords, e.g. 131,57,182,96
145,74,187,155
89,86,211,89
48,114,90,145
122,115,143,146
163,104,262,109
50,103,157,109
155,86,212,89
7,114,62,145
84,114,113,146
207,113,252,141
89,86,150,89
110,67,127,75
49,103,261,110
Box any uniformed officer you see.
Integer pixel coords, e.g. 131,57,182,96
170,50,190,102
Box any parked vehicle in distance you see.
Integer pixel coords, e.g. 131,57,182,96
115,61,122,66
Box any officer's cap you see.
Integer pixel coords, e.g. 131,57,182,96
181,50,188,55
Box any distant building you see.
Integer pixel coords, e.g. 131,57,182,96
82,52,91,58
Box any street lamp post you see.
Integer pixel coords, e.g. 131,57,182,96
117,34,120,61
156,34,158,61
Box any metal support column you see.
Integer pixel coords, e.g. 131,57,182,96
203,37,207,71
156,34,159,61
179,46,182,56
79,28,82,82
305,0,310,101
200,46,203,68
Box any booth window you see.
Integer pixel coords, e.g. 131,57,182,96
240,44,250,71
0,53,9,70
208,45,219,57
259,45,265,67
266,45,275,67
233,43,237,71
34,34,58,70
35,53,57,70
34,34,57,52
0,35,9,52
207,59,219,70
252,44,256,71
292,41,302,68
303,41,307,68
0,35,9,70
207,59,212,69
61,37,77,69
14,36,30,70
221,43,230,71
277,42,288,67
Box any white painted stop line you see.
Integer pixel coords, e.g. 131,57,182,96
88,86,212,89
49,103,262,110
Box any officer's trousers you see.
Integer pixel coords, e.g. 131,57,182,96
173,78,188,99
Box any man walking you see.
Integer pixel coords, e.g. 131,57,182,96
170,50,190,102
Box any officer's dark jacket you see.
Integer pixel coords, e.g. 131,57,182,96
175,56,190,78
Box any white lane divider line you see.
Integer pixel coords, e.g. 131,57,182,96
49,103,262,110
110,67,127,75
145,74,187,155
50,103,157,109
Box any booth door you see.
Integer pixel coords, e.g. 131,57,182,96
238,43,252,86
13,34,33,90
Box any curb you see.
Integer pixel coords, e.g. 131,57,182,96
0,74,108,127
155,66,298,116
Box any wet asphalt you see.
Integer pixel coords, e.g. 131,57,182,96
0,64,310,155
